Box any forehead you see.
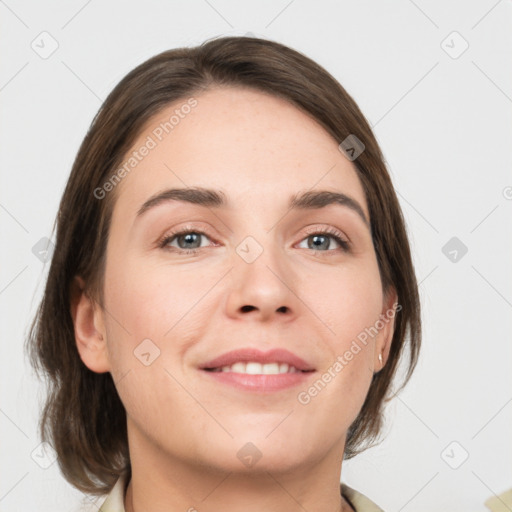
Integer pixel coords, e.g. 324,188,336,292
112,86,368,220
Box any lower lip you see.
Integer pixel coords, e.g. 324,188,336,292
200,369,314,392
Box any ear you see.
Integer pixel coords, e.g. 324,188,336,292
375,287,399,371
70,275,110,373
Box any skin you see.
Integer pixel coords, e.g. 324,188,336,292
72,86,397,512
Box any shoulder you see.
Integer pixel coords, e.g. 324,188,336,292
95,473,129,512
341,483,385,512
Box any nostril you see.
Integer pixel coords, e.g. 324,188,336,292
241,305,256,312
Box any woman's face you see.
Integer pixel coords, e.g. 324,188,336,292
81,86,397,474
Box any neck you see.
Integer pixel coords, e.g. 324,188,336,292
124,425,354,512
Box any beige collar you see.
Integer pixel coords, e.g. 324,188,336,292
98,473,385,512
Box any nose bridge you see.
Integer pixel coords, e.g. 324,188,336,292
231,202,281,269
235,229,287,288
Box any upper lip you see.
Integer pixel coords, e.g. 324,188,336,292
200,348,316,372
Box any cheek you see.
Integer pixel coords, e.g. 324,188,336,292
102,256,212,369
300,261,382,401
105,255,201,329
101,258,198,426
304,260,384,345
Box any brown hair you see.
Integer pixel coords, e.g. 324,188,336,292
27,35,421,495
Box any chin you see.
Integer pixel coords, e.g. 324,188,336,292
196,432,318,474
214,450,309,475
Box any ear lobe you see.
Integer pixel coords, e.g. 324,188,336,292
376,287,399,368
70,276,110,373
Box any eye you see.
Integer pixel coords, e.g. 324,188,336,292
158,229,215,254
157,226,350,256
297,227,350,253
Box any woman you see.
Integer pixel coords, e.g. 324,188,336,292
27,35,421,512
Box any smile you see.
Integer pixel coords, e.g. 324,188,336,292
205,362,307,374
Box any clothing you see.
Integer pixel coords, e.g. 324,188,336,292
96,473,384,512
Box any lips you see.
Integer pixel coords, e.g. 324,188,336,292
200,348,315,372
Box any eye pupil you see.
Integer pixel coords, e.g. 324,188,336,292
309,235,330,250
178,232,201,249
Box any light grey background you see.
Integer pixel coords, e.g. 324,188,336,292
1,1,511,511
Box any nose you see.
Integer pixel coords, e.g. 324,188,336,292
224,237,299,323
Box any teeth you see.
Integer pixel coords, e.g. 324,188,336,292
231,362,246,373
217,362,300,374
264,363,283,374
246,362,263,374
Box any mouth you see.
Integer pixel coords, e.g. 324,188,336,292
203,361,312,375
199,348,316,392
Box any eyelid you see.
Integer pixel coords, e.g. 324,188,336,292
300,224,349,242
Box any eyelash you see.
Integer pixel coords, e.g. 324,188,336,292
157,225,351,257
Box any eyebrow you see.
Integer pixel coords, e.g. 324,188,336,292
135,187,370,228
